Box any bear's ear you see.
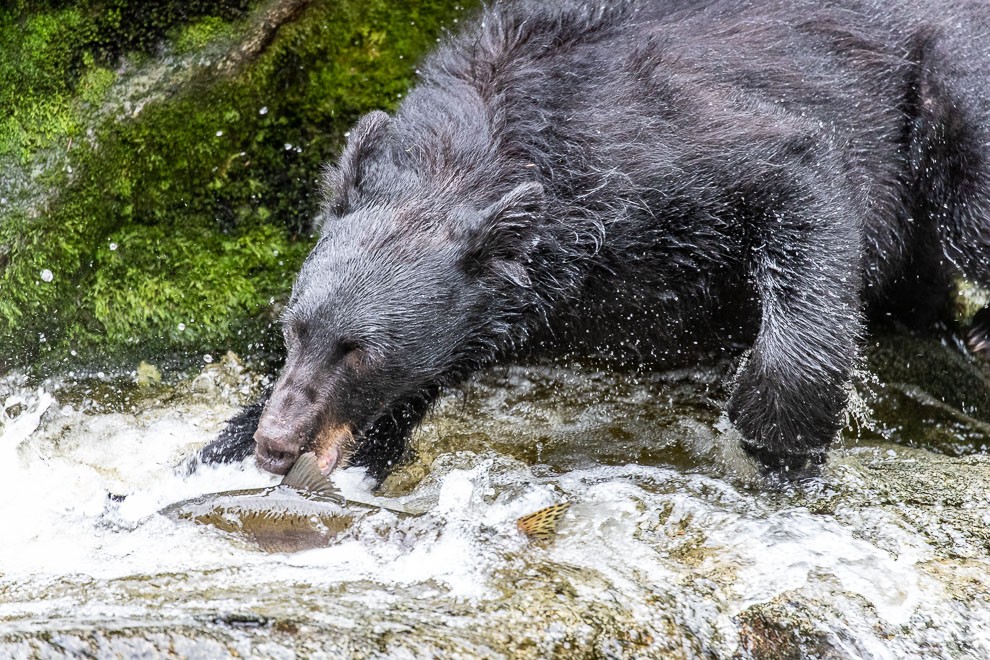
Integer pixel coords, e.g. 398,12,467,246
323,111,394,218
462,181,545,288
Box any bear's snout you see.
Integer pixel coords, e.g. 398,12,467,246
254,417,302,475
253,359,330,475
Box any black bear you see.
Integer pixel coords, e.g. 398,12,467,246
201,0,990,480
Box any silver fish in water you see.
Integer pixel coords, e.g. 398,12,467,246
162,452,415,552
163,452,569,552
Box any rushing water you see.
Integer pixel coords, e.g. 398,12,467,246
1,345,990,658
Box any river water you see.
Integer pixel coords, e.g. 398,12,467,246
1,345,989,658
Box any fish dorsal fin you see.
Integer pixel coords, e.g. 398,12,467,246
282,452,339,497
516,502,570,542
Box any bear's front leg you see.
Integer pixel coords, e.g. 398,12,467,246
185,394,267,473
727,172,863,471
348,390,439,483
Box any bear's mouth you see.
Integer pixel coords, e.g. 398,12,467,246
307,422,357,475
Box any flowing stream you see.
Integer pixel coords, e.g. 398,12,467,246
1,344,989,658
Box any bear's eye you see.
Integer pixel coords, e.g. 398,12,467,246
339,338,375,370
338,338,361,355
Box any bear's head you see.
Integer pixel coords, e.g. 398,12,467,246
253,111,544,476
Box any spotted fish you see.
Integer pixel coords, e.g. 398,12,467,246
516,502,570,542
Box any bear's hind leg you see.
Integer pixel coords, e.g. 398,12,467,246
911,33,990,358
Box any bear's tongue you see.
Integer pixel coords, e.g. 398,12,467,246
312,424,353,475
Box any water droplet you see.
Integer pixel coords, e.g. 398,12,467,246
284,143,293,150
203,354,214,364
40,269,54,283
177,323,186,331
109,242,118,251
259,106,269,115
216,130,224,137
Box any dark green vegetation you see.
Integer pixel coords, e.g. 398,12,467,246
0,0,473,372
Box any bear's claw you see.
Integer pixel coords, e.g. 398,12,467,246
741,442,827,474
967,306,990,358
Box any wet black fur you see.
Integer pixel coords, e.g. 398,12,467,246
202,0,990,478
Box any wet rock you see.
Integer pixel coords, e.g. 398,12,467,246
135,361,162,387
735,597,844,660
3,331,990,656
858,332,990,460
3,402,25,420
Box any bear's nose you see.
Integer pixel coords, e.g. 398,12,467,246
254,419,302,475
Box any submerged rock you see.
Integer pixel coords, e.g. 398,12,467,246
861,331,990,456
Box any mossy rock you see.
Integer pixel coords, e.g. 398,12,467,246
0,0,474,373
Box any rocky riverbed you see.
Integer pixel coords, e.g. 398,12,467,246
1,338,988,658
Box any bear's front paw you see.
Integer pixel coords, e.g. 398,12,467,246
740,441,826,473
728,359,845,472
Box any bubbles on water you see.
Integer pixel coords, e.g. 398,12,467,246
203,354,213,364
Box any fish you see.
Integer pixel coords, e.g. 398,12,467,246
516,502,570,543
163,452,570,552
161,452,415,552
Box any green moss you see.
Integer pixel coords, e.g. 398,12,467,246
78,57,115,106
0,0,253,162
173,15,237,54
0,8,84,159
0,0,475,372
88,222,303,347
